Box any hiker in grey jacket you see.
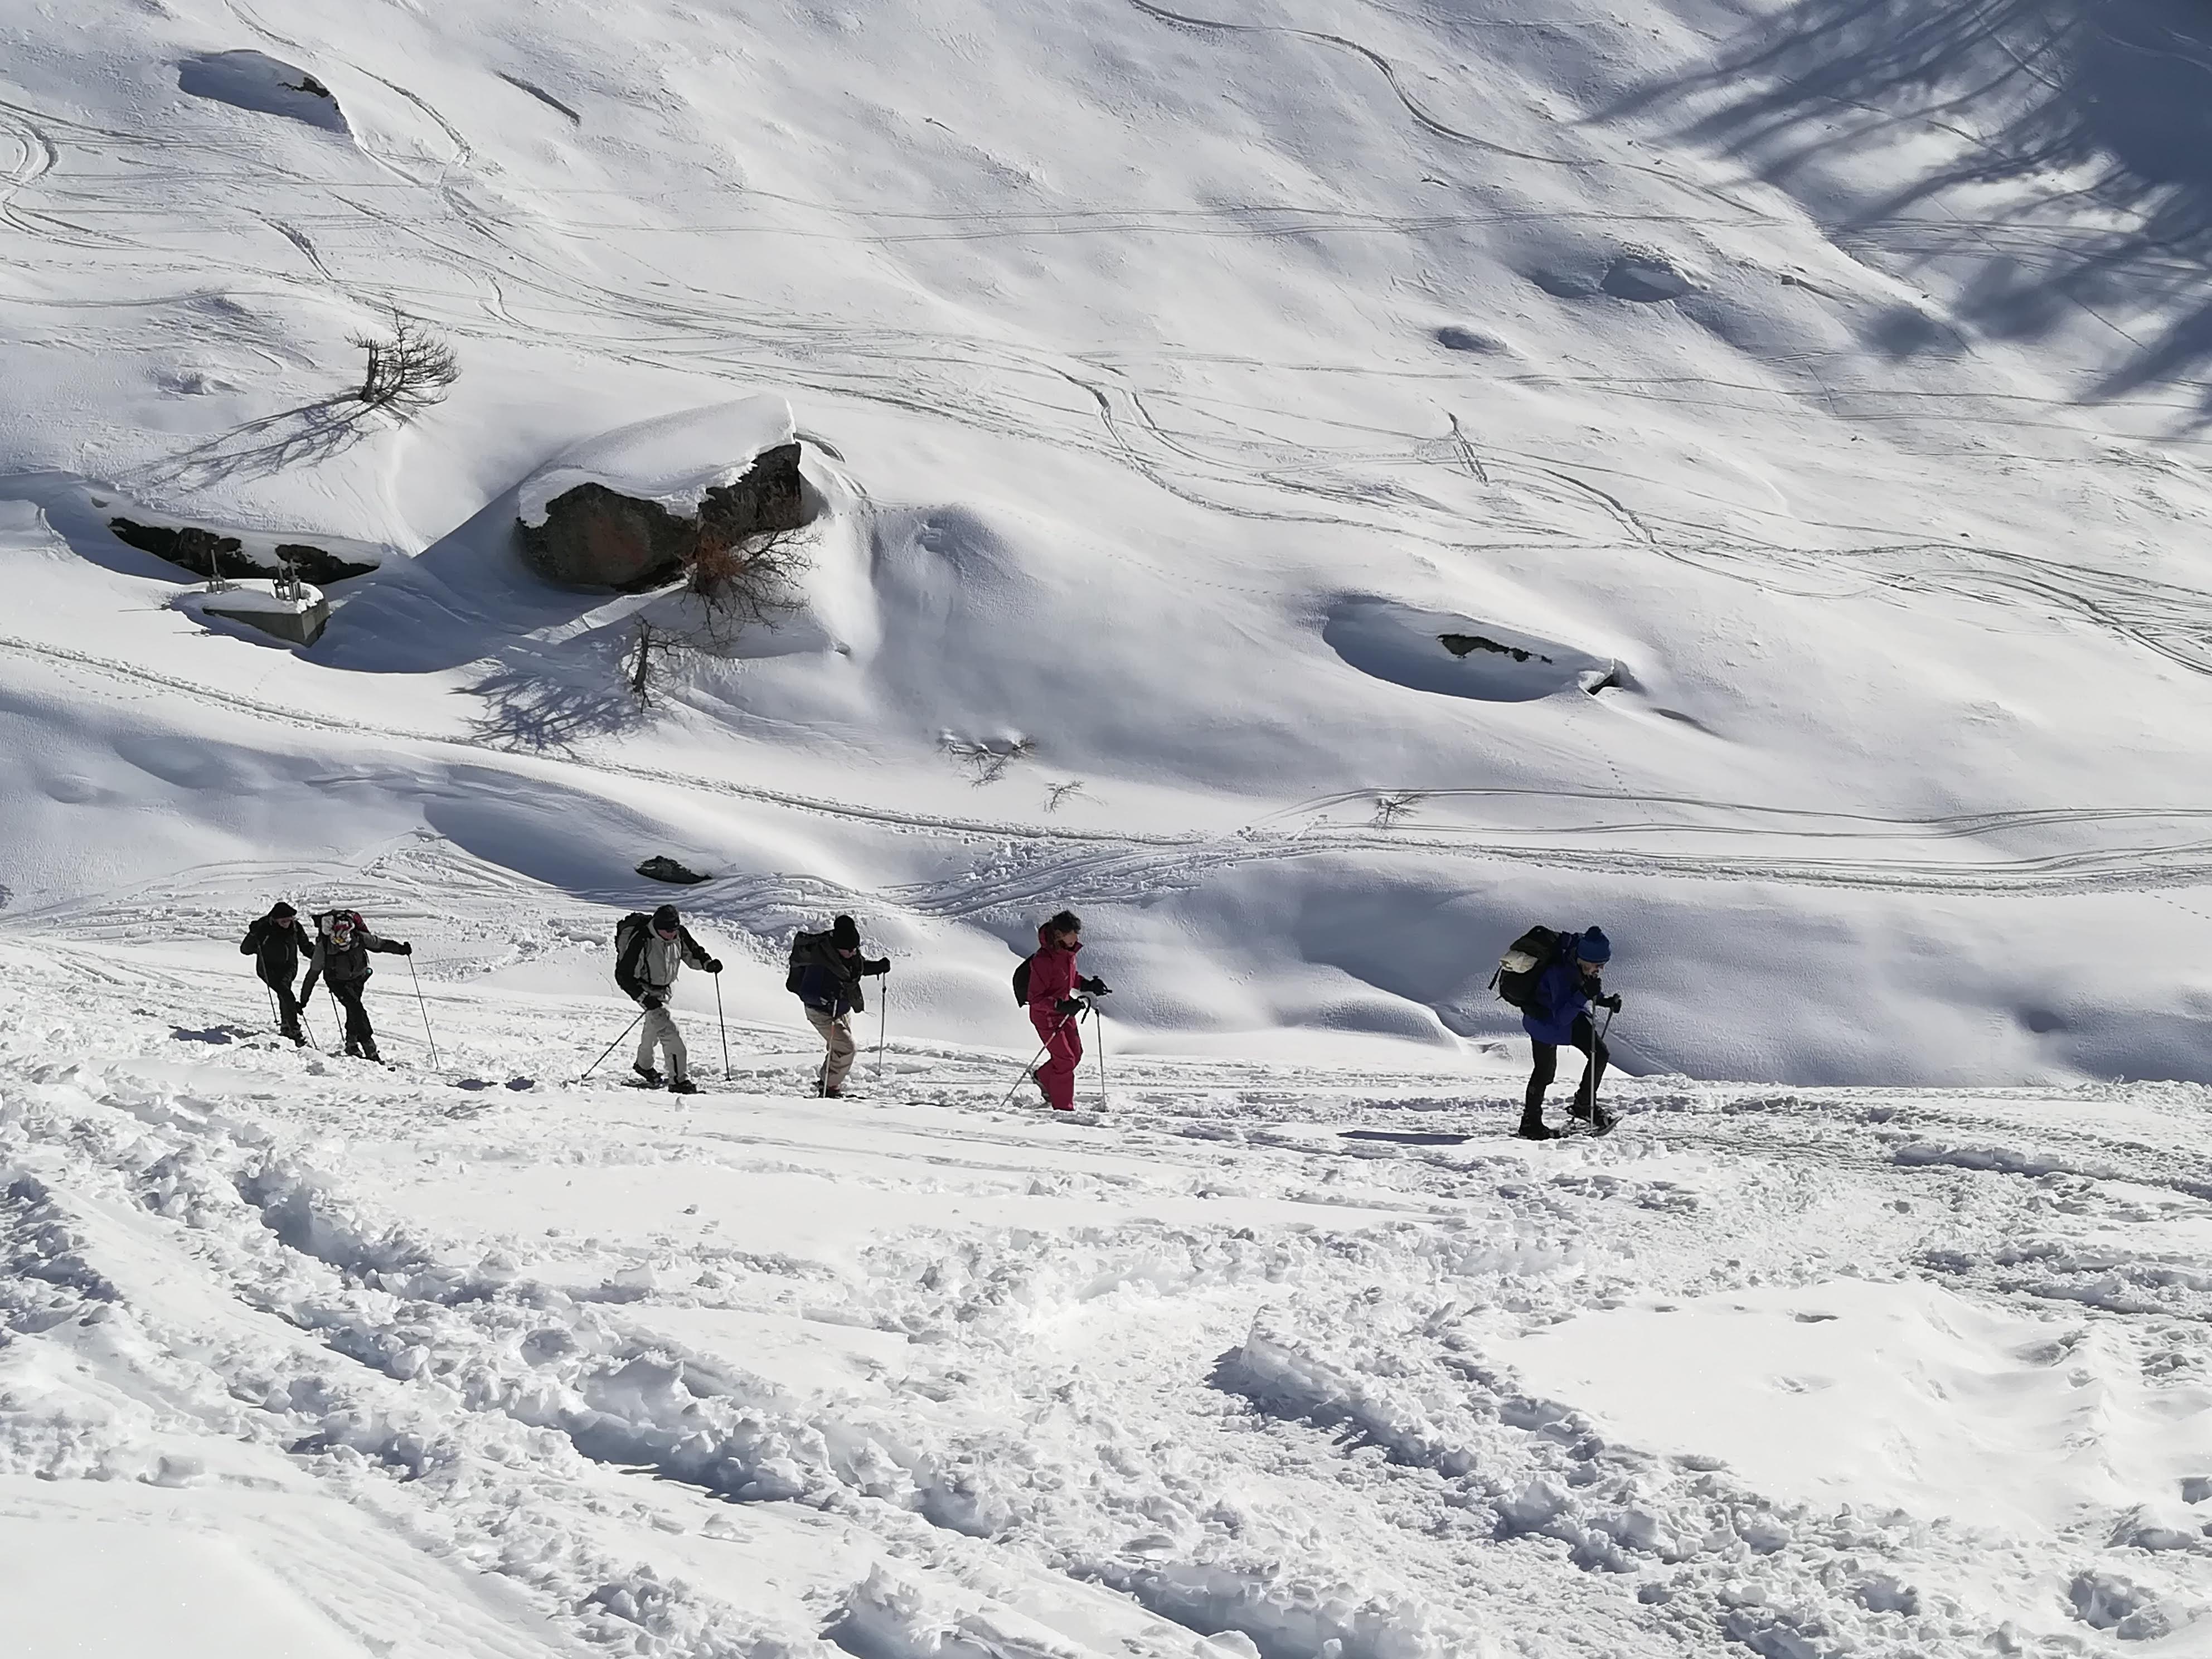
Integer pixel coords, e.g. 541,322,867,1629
300,909,410,1062
788,914,889,1098
615,904,720,1094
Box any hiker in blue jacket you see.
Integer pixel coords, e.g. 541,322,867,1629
1519,925,1622,1140
788,915,889,1098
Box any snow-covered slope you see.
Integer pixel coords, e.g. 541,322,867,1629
2,0,2209,1083
7,943,2212,1658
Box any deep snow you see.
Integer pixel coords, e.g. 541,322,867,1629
6,0,2212,1651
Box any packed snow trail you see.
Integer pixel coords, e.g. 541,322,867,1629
7,934,2211,1658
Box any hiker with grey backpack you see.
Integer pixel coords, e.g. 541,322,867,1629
614,904,721,1094
1493,924,1623,1139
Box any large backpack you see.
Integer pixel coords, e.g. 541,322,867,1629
1011,954,1035,1006
1491,925,1562,1010
786,929,823,995
615,912,652,974
313,908,366,941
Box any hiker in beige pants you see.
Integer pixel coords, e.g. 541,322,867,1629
786,914,890,1098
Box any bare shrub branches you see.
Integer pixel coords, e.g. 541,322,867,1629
687,525,807,635
350,307,459,418
1372,791,1425,828
940,733,1036,785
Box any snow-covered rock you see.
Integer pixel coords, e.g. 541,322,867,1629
515,399,806,590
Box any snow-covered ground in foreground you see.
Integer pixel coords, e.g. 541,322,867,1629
2,0,2211,1083
7,0,2212,1651
7,941,2212,1659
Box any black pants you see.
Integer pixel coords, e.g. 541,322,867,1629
1525,1013,1608,1115
329,980,377,1052
261,974,304,1037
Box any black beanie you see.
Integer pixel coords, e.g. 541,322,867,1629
269,901,297,919
652,904,681,930
831,914,860,949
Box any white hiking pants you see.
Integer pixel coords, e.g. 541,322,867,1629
636,1005,688,1083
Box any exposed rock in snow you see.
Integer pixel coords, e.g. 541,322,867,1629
635,855,710,885
107,516,381,586
515,399,806,591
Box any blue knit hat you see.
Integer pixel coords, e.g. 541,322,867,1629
1576,926,1612,964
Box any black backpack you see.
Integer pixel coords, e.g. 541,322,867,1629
1491,925,1562,1010
787,929,823,995
1012,954,1034,1006
615,912,652,971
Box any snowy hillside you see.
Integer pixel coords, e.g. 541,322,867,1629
1,0,2208,1080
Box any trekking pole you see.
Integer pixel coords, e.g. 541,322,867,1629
579,1011,648,1083
264,982,281,1034
995,1016,1072,1111
715,973,731,1079
1093,999,1108,1109
876,986,888,1079
408,956,440,1070
1588,1005,1617,1123
995,1039,1053,1109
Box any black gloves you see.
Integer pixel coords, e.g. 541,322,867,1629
1079,976,1109,995
396,941,413,955
1598,993,1623,1013
1054,998,1084,1016
865,957,891,977
705,958,723,973
642,992,666,1011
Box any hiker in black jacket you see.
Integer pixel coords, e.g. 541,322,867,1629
300,910,411,1062
614,904,720,1094
239,901,308,1044
788,915,888,1098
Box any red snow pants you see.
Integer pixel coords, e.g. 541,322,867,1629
1030,1007,1084,1111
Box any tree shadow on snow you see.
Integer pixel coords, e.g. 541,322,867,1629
130,399,377,491
1613,0,2212,422
460,646,647,755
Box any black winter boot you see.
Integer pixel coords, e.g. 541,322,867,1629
633,1063,664,1088
668,1078,698,1096
1515,1108,1558,1141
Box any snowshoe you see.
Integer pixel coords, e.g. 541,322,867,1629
668,1078,699,1096
631,1063,664,1089
1589,1107,1618,1136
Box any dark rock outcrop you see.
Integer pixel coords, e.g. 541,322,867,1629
636,856,710,886
518,442,808,592
108,519,377,585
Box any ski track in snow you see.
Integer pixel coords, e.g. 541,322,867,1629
7,939,2212,1658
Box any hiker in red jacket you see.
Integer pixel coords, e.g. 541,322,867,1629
1024,909,1108,1110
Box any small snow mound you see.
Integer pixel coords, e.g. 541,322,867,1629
1323,596,1615,704
177,51,350,135
1602,254,1697,303
516,396,797,530
1433,324,1505,354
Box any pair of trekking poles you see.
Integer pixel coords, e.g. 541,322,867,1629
265,954,442,1069
995,993,1108,1112
576,973,741,1085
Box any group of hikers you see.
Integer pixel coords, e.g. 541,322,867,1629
241,899,1621,1132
